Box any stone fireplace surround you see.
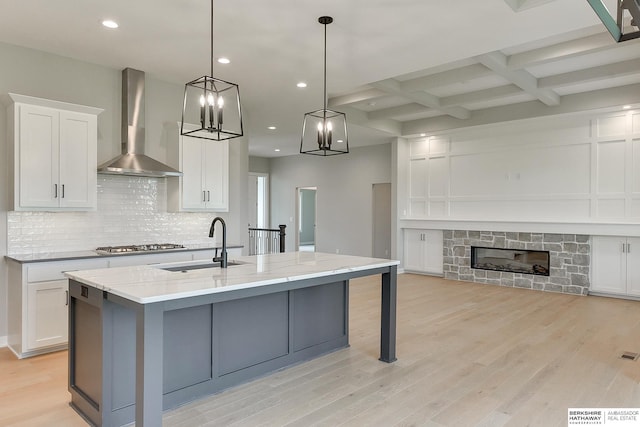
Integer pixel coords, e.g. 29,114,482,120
443,230,590,295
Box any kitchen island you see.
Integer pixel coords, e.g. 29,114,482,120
65,251,398,426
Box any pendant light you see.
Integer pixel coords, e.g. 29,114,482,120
300,16,349,156
180,0,243,141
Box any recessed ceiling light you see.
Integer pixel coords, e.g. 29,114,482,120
420,133,427,137
268,126,276,130
217,57,230,64
297,82,307,88
623,105,631,109
274,148,281,152
337,139,344,143
102,20,119,29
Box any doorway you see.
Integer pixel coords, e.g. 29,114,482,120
248,173,268,228
372,183,391,259
296,187,316,252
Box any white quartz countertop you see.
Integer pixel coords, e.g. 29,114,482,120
65,252,399,304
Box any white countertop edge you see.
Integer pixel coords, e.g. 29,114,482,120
66,253,399,304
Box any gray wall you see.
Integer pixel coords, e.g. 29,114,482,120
0,41,248,344
270,144,392,256
248,156,270,174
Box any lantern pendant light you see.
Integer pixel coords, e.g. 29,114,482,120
180,0,243,141
300,16,349,156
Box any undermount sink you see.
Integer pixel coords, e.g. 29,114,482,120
159,261,244,272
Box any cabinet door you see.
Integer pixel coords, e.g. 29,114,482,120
26,279,69,350
59,111,97,208
403,229,425,271
203,140,229,211
591,236,626,294
18,104,59,208
181,137,206,210
423,230,444,274
626,237,640,296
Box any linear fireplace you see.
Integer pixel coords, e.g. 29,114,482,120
471,246,550,276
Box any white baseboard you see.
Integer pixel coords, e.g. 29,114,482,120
0,335,7,348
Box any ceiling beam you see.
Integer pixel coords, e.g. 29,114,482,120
441,84,525,107
399,64,493,92
402,83,640,136
477,51,560,106
506,32,616,70
328,88,387,107
538,58,640,88
340,106,403,136
371,79,471,120
367,103,432,121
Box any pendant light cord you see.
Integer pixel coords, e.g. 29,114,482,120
323,20,327,113
210,0,214,77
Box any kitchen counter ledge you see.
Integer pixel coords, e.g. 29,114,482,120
65,251,399,304
5,243,243,263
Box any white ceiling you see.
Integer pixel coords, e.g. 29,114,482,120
0,0,638,157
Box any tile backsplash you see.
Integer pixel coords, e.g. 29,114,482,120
8,176,219,254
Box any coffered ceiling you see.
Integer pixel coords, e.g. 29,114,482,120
0,0,637,157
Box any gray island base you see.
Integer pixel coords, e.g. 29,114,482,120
66,252,399,426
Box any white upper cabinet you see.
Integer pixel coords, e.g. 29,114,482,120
168,125,229,212
8,94,102,211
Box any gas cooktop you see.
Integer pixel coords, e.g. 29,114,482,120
95,243,185,255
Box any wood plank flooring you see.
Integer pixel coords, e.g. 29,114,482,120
2,274,640,426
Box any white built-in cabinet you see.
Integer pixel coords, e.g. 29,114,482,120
403,229,443,275
591,236,640,297
8,258,109,358
8,93,102,211
168,126,229,212
26,280,69,350
7,248,242,359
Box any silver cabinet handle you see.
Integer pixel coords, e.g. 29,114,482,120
54,184,58,198
628,243,631,253
65,290,69,306
203,191,206,202
207,190,211,202
62,184,65,198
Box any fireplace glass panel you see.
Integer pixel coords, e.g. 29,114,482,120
471,246,550,276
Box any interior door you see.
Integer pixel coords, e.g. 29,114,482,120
296,187,316,251
372,183,391,259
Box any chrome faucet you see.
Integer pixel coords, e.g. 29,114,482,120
209,217,228,268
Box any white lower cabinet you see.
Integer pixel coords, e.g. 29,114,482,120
591,236,640,297
8,258,109,358
26,280,69,350
8,249,237,358
403,229,443,275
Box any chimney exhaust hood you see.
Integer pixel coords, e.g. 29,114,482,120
98,68,182,177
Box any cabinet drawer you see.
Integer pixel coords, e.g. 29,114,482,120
27,259,109,283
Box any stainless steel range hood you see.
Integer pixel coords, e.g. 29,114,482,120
98,68,182,177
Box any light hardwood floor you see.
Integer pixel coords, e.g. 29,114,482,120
2,274,640,426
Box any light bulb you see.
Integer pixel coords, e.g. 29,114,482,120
199,95,206,107
218,97,224,108
207,93,214,106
